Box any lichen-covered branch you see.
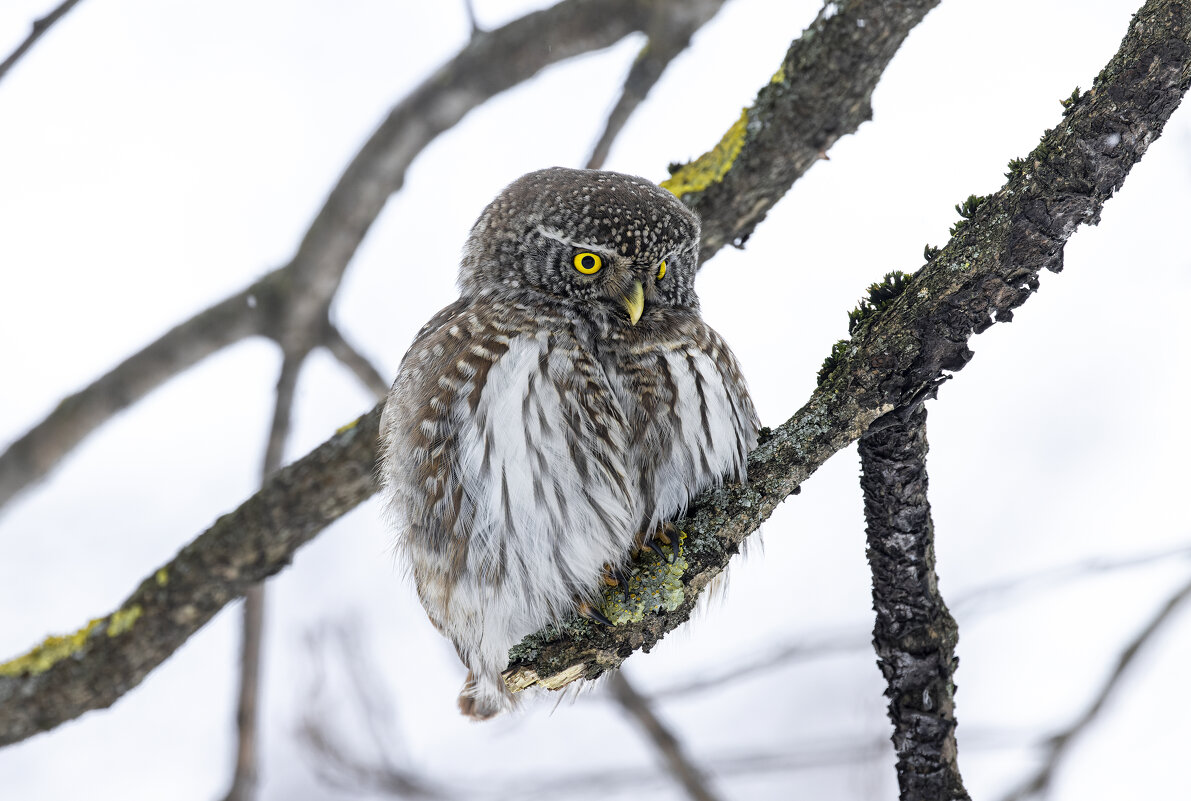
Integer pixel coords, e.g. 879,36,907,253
860,407,969,801
0,0,670,513
663,0,942,263
504,0,1191,691
2,0,1187,748
0,409,381,746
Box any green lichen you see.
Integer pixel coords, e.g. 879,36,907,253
661,109,749,198
598,531,688,625
0,605,146,678
770,64,787,85
107,605,143,637
0,618,102,677
155,567,169,587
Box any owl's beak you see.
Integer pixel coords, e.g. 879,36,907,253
622,281,645,325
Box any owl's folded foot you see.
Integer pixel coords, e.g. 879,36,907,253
634,522,679,563
601,562,632,602
576,600,613,626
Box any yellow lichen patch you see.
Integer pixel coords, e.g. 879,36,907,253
336,417,361,435
0,618,102,677
599,530,688,625
155,567,169,587
661,109,749,198
770,63,787,84
107,605,143,637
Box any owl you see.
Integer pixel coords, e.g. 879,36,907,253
379,167,758,719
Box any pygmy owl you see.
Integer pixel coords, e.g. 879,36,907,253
380,167,758,719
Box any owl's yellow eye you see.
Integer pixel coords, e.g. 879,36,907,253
573,252,602,275
657,260,668,281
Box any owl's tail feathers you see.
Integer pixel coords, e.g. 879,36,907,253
458,670,516,720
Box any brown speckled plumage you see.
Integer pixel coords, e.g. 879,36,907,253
380,168,757,718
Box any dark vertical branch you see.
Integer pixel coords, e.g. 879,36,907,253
0,0,83,83
859,406,970,801
223,353,304,801
606,671,724,801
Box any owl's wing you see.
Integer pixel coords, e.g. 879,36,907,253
381,305,636,624
621,313,760,531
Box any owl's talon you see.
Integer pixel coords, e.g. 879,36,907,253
577,601,613,626
646,539,669,561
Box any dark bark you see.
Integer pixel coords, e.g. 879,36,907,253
860,407,968,801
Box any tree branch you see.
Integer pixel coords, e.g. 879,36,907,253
860,406,969,801
585,0,728,170
665,0,942,264
998,573,1191,801
2,0,1186,746
607,671,725,801
0,0,670,514
505,0,1191,691
0,0,83,84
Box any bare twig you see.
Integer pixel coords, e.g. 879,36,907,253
860,406,969,800
461,0,481,37
585,0,728,170
2,0,1186,746
0,0,83,83
221,354,304,801
998,573,1191,801
607,671,724,801
0,0,670,514
322,324,391,401
297,620,445,799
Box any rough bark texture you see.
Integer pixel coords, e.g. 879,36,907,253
0,408,381,746
667,0,942,263
505,0,1191,692
1,0,1188,746
860,407,968,801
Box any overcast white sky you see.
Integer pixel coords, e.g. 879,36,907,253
1,1,1189,799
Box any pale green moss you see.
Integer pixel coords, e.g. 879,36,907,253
599,531,688,624
661,110,749,198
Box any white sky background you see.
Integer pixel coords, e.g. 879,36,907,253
1,0,1189,798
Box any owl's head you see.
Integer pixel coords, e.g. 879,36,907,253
459,167,701,325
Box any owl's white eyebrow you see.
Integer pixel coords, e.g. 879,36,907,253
536,225,615,256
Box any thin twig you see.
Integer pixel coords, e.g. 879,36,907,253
585,0,728,170
655,542,1191,700
322,323,391,401
0,0,83,83
998,573,1191,801
0,0,670,514
461,0,481,37
607,671,724,801
222,353,304,801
